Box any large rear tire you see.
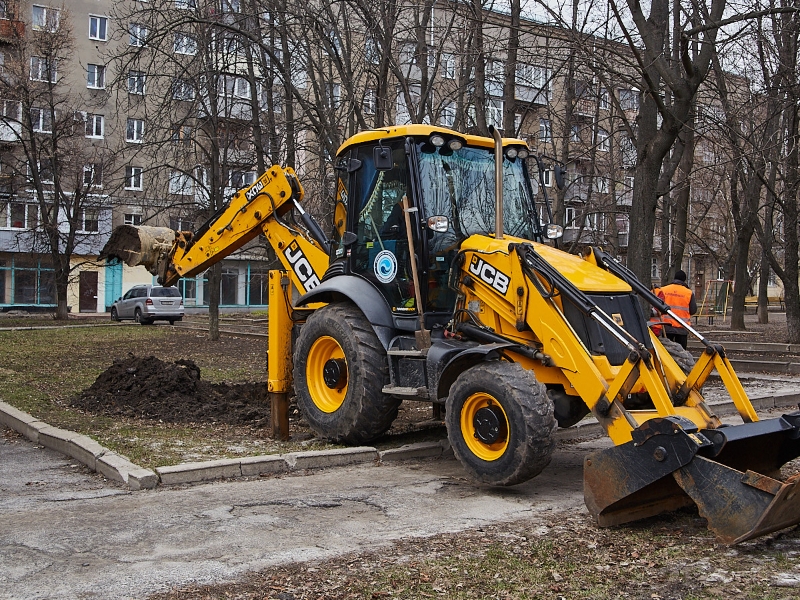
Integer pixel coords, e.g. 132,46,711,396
660,338,696,373
293,303,399,444
446,361,556,486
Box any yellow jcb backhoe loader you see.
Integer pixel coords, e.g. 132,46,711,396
103,124,800,544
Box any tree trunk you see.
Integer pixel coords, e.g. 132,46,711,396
54,254,70,320
757,250,770,324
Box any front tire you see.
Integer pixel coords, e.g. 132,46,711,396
446,361,556,486
293,303,399,444
110,307,119,322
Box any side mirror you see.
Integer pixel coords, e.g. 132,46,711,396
341,231,358,246
546,224,564,239
426,215,449,232
374,145,393,171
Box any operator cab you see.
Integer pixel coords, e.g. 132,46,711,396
331,125,545,331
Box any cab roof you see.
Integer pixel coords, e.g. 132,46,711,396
336,124,529,157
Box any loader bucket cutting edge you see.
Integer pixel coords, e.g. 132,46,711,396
100,225,177,273
584,413,800,544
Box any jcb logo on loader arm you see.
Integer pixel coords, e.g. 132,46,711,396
285,241,321,292
469,256,510,295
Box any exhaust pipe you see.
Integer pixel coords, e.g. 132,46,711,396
490,125,504,240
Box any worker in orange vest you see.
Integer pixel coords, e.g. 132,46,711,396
648,287,664,337
657,270,697,349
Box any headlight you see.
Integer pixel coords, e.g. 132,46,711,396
448,139,463,151
430,134,445,147
506,147,518,159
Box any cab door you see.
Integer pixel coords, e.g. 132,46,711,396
348,140,419,314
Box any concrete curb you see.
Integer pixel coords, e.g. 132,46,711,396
3,390,800,490
0,401,159,489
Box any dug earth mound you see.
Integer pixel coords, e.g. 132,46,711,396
71,355,270,426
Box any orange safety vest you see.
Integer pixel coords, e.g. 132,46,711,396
660,283,692,328
648,287,663,336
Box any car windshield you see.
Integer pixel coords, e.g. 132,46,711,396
417,143,540,242
151,287,181,298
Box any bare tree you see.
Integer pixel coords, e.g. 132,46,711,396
0,7,116,319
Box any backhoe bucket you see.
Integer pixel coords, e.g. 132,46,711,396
100,225,177,275
584,413,800,544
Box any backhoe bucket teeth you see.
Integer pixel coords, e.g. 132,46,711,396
100,225,177,274
584,413,800,544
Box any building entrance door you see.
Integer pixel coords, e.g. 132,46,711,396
79,271,98,312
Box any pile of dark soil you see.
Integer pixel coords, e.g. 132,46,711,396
72,355,270,426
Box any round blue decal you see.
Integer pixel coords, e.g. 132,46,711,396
374,250,398,283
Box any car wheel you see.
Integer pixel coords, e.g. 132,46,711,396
169,319,175,325
134,308,152,325
446,361,556,486
110,307,119,322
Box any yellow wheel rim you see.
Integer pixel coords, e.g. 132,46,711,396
460,392,509,461
307,336,348,413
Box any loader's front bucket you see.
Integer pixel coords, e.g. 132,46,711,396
584,413,800,544
100,225,177,275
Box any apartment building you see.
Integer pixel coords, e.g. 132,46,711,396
0,0,741,312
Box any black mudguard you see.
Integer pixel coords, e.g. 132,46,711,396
296,275,395,349
433,342,517,402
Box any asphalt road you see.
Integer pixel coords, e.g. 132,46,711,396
1,428,601,600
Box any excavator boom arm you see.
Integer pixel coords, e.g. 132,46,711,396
102,166,330,293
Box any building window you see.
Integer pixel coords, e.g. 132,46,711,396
440,101,455,127
597,128,609,151
89,15,108,41
79,209,99,233
565,206,577,229
541,169,552,187
596,176,609,193
571,124,581,143
83,164,102,187
539,118,552,143
85,114,104,138
129,23,147,46
30,107,52,133
125,166,143,190
28,159,54,184
651,257,660,279
127,71,146,95
169,171,193,195
441,53,456,80
2,99,20,120
30,57,57,82
87,64,105,89
485,60,504,97
174,33,197,55
171,125,192,144
126,118,144,143
219,75,250,98
619,88,639,111
486,98,503,128
175,0,196,8
229,170,256,189
124,213,142,226
169,215,192,230
363,88,376,115
172,78,195,101
32,5,59,32
1,202,39,229
0,1,8,19
365,37,380,65
599,87,609,110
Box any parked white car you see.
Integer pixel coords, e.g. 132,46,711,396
110,285,184,325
